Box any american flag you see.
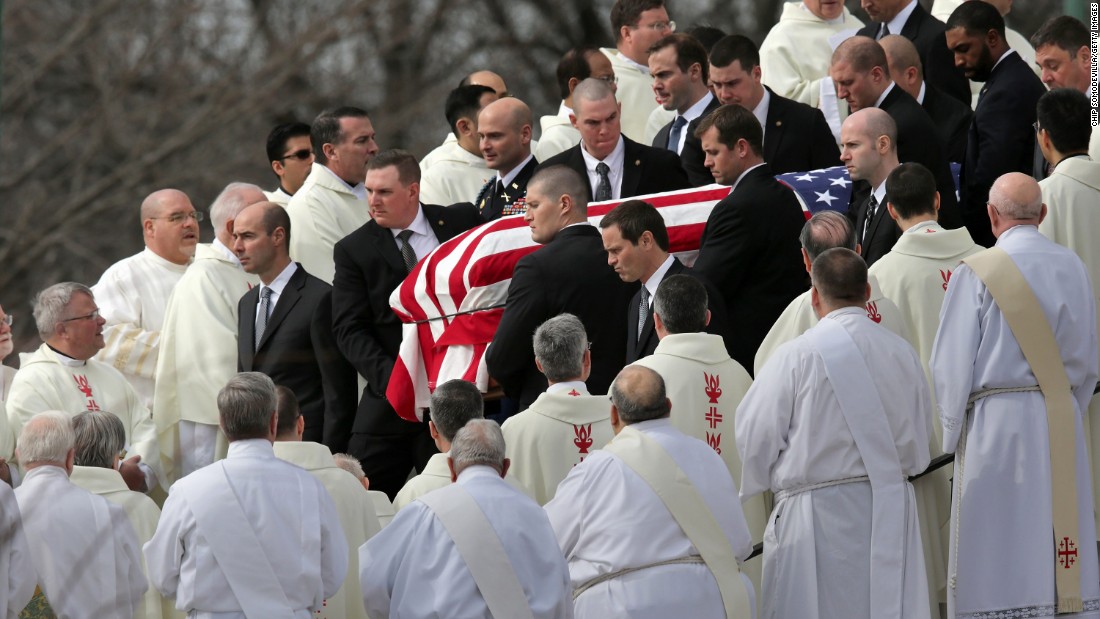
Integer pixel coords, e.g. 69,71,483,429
386,167,857,421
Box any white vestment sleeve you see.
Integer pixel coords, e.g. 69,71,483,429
142,491,188,601
318,489,349,600
930,264,983,454
0,483,35,617
735,347,797,499
112,503,150,613
543,462,589,560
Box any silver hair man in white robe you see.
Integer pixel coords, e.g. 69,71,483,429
738,247,931,619
546,365,756,619
361,419,573,618
932,173,1100,618
15,411,147,618
144,372,347,618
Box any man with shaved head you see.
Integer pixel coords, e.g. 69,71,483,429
830,36,961,230
234,201,356,447
841,107,903,266
880,34,971,163
538,78,689,201
92,188,198,412
155,182,266,480
535,47,616,162
932,172,1100,617
474,97,538,220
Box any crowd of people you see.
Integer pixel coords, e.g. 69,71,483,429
0,0,1098,617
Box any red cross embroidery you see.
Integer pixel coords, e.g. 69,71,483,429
567,389,581,397
1059,537,1078,569
706,407,723,429
573,424,594,456
866,301,882,323
73,374,94,399
940,269,953,291
706,432,722,454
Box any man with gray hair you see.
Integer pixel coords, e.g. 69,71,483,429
92,188,199,411
755,209,907,373
931,173,1100,616
15,410,147,618
145,372,347,617
8,282,161,492
546,365,756,618
154,181,266,482
69,410,170,619
501,313,614,505
332,452,396,528
361,419,572,618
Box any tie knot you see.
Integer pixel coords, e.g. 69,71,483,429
640,286,651,303
672,116,687,129
260,287,273,299
397,229,414,242
596,162,610,175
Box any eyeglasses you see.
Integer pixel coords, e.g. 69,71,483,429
636,19,675,32
0,315,11,327
62,309,100,322
595,75,618,85
280,148,313,161
150,212,204,224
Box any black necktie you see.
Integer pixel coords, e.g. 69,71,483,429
255,287,273,351
595,162,612,202
877,22,890,40
637,287,651,341
397,229,417,273
667,116,687,152
863,194,879,247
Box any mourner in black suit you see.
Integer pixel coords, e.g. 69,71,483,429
692,104,808,373
597,199,730,364
538,78,689,201
682,36,839,186
234,202,357,444
486,165,634,411
880,33,973,163
857,0,971,105
841,108,904,266
648,34,721,184
945,2,1046,247
831,36,961,229
472,97,539,221
330,150,483,499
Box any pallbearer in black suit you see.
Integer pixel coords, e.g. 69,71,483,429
598,199,729,364
473,97,538,221
688,35,840,182
881,34,972,164
486,165,633,412
647,34,718,183
841,108,903,266
330,150,483,499
945,2,1046,247
537,78,689,201
234,202,357,445
693,104,808,373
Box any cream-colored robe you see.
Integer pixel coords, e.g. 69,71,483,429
0,480,34,619
8,344,161,488
285,162,369,284
754,273,908,374
500,384,614,505
367,490,396,528
264,186,292,207
1040,156,1100,536
418,139,491,207
534,111,580,163
153,242,257,484
274,441,380,619
0,366,15,463
392,451,531,510
92,248,189,411
600,47,674,143
70,465,179,619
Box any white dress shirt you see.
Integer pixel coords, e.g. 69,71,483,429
581,136,626,200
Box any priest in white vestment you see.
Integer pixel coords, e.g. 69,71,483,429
15,411,147,618
932,174,1100,618
546,365,756,619
8,283,160,492
755,211,908,374
501,314,613,505
92,188,197,411
285,107,377,284
70,410,177,619
868,163,982,613
361,419,573,618
419,84,497,207
144,372,347,618
737,248,931,619
272,386,379,619
599,1,675,142
395,379,530,508
1035,89,1100,535
263,122,314,206
333,452,397,528
153,183,264,483
0,479,34,619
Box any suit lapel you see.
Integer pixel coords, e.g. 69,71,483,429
370,220,407,273
256,267,304,352
621,138,643,198
763,89,784,165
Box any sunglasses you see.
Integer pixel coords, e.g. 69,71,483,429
280,149,313,161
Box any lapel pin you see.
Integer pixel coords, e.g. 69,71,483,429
634,159,641,166
438,220,445,226
775,120,782,127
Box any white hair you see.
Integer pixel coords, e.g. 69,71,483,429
333,453,366,480
32,282,92,340
18,411,75,465
449,419,506,475
209,182,265,233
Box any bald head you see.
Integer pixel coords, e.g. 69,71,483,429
988,172,1045,237
210,182,266,245
479,97,532,131
811,247,869,315
477,97,533,172
141,188,198,264
800,211,857,262
140,188,192,220
880,35,923,99
610,365,670,426
463,70,508,96
233,201,292,282
841,108,899,188
849,107,898,150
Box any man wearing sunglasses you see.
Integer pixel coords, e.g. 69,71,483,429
263,122,314,207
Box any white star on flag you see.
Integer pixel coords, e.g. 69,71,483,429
830,176,851,187
815,190,837,206
795,173,816,182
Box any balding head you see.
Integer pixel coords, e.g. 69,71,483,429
140,188,192,220
610,365,670,429
800,211,857,264
810,247,870,317
18,411,76,472
987,172,1046,237
840,107,899,188
232,201,291,282
880,34,923,99
141,188,199,265
462,70,508,97
830,36,891,112
477,97,533,172
210,182,266,245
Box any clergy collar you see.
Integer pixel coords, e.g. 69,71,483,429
730,162,766,193
497,154,535,186
885,0,917,36
456,464,504,484
46,344,86,367
1054,153,1091,170
212,238,242,267
643,254,676,300
227,438,276,458
547,381,589,395
904,220,939,234
390,204,432,240
557,101,574,120
997,223,1037,243
799,1,847,25
874,81,896,109
616,51,650,74
824,306,867,320
321,164,367,200
142,246,191,271
260,261,297,295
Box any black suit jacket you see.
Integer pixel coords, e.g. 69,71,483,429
238,264,357,443
878,85,962,229
537,136,690,201
328,202,484,450
922,83,973,164
849,191,901,267
626,258,731,364
473,156,538,221
485,225,634,410
857,4,970,105
960,51,1046,247
654,95,721,186
692,165,808,373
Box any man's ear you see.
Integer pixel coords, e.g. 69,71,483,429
429,420,440,441
500,458,511,479
447,457,458,483
271,160,285,178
